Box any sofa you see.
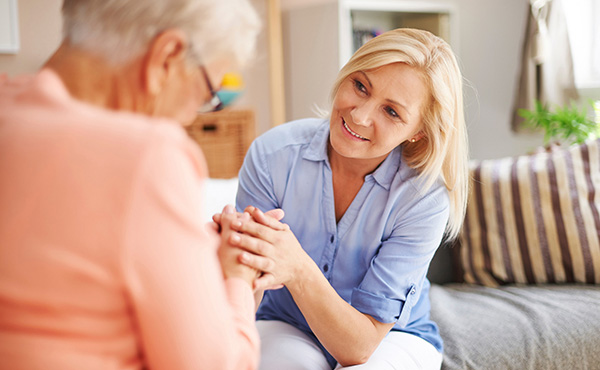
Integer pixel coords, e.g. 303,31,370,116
202,138,600,370
427,138,600,370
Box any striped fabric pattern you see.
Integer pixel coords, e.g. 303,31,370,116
459,139,600,286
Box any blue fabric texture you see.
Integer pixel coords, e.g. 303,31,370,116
236,118,449,364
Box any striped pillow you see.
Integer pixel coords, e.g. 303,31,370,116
459,139,600,286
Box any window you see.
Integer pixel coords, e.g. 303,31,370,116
563,0,600,126
562,0,600,92
0,0,19,53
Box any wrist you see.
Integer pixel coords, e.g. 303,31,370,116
224,266,258,287
286,255,320,294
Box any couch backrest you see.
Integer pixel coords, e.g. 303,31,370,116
458,139,600,286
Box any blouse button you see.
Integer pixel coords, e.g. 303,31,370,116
323,264,329,272
330,235,334,243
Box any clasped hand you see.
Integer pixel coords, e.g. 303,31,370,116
213,205,308,291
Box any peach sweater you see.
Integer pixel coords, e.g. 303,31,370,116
0,70,259,370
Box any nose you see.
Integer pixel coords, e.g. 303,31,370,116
350,101,375,127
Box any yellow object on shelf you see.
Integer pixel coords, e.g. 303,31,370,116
217,72,244,106
220,72,244,89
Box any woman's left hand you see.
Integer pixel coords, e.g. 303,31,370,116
229,207,312,290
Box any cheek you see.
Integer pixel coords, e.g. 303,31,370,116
179,94,201,125
339,91,353,105
161,83,199,124
332,85,356,109
180,80,202,107
180,109,197,126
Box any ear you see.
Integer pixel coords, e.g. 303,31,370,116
411,131,426,143
142,29,188,95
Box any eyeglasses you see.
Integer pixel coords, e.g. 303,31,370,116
198,65,224,113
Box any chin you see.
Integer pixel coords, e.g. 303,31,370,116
180,117,195,127
177,109,198,127
329,135,360,159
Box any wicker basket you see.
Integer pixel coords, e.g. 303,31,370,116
186,109,256,178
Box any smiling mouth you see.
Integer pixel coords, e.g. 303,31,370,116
342,119,369,141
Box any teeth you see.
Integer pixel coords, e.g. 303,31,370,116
343,120,368,140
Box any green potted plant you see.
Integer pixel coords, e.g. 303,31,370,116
518,100,599,146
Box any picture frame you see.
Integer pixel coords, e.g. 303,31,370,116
0,0,20,54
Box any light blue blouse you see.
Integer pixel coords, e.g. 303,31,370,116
236,118,449,363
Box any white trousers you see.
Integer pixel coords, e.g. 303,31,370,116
256,320,443,370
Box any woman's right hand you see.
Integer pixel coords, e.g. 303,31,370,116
215,205,287,291
229,207,314,291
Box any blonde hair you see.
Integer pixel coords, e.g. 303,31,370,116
61,0,261,67
331,28,469,239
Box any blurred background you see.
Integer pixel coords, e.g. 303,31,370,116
1,0,598,163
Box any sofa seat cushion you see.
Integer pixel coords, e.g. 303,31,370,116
430,283,600,370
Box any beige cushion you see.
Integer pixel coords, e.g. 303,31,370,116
459,139,600,286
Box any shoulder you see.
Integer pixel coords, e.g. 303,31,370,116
97,112,206,180
251,118,327,155
392,162,449,212
11,72,204,183
1,68,192,160
71,94,197,164
76,107,196,170
379,166,450,241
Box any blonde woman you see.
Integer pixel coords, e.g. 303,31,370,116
0,0,262,369
226,28,469,369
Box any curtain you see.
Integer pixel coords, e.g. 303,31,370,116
511,0,579,131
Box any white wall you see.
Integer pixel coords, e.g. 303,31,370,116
449,0,543,159
0,0,62,74
234,0,272,136
282,0,336,11
281,0,544,160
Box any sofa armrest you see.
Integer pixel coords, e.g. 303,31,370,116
428,239,462,285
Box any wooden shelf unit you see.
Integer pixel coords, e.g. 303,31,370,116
186,109,256,179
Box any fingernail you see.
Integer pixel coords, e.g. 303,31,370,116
232,220,242,228
224,204,234,214
240,252,249,262
231,234,241,244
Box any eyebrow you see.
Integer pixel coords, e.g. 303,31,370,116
359,70,411,117
386,98,410,117
357,71,373,88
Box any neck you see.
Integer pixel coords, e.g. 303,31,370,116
327,141,386,179
44,43,142,113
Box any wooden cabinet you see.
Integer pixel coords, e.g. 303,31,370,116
186,109,255,178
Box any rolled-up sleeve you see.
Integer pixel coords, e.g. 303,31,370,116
351,285,418,325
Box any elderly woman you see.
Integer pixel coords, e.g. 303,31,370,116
0,0,260,369
224,28,469,370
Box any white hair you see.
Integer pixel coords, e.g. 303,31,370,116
61,0,261,67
